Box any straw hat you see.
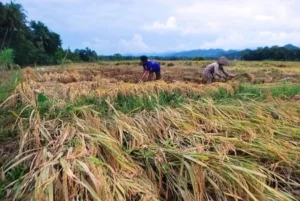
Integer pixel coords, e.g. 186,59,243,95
217,56,229,65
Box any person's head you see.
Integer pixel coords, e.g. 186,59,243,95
140,55,148,65
217,56,229,66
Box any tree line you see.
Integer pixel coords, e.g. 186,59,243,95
98,54,205,61
241,46,300,61
0,2,99,67
1,2,300,68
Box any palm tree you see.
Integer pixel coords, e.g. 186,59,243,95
0,2,27,50
30,21,62,54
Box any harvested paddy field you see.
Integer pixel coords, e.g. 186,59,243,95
1,61,300,201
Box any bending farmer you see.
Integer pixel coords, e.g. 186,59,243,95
202,56,233,84
139,56,161,82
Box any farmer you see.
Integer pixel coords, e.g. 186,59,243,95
139,55,161,83
202,56,233,84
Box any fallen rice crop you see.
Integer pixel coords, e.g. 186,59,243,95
1,62,300,201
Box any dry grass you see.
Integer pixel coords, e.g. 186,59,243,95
11,67,239,103
11,60,300,104
1,61,300,201
4,91,300,200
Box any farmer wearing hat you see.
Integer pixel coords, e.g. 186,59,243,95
139,55,161,83
202,56,233,84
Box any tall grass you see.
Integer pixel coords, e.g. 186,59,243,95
0,71,21,103
0,70,21,139
0,48,14,70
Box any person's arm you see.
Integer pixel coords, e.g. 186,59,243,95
139,70,149,82
214,64,223,78
220,66,229,77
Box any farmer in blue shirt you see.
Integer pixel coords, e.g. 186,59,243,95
139,55,161,83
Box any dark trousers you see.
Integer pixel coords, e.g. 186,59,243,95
202,74,214,84
149,70,161,80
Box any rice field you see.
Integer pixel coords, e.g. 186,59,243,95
0,60,300,201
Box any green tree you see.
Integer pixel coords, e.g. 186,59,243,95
0,2,27,50
75,47,97,62
113,53,122,61
0,2,64,66
29,21,62,65
193,56,205,61
241,45,300,61
30,21,61,54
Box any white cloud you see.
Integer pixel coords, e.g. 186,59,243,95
255,15,274,21
118,34,150,53
259,31,287,39
82,37,109,50
2,0,300,53
163,0,300,49
200,31,300,50
200,33,246,50
144,16,178,31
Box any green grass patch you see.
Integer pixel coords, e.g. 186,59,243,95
233,85,266,100
72,91,187,115
211,84,300,101
29,84,300,120
113,91,185,113
0,104,32,139
0,167,27,199
0,70,21,103
0,70,21,139
268,84,300,99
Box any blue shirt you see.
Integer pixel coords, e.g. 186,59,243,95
145,60,160,71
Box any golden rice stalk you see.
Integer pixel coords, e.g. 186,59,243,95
235,73,255,83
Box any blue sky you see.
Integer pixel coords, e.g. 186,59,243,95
4,0,300,55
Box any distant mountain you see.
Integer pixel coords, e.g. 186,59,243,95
122,49,241,58
122,44,299,60
283,44,300,50
167,49,240,59
123,51,176,57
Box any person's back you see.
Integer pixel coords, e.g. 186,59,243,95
203,62,219,76
146,60,160,72
139,56,161,82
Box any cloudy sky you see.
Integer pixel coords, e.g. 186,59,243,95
4,0,300,54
